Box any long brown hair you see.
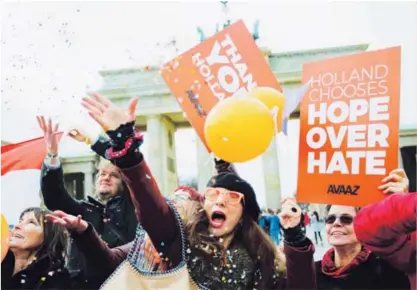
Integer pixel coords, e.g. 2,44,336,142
183,201,286,288
19,207,68,268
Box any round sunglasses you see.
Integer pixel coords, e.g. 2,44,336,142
324,214,354,225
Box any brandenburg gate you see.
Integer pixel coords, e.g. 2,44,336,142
86,44,371,208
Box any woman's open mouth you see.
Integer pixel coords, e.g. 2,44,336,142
210,211,227,229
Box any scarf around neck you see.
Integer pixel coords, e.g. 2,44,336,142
321,247,371,279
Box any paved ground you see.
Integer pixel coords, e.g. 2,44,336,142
305,225,330,261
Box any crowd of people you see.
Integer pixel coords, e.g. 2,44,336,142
259,209,281,246
302,210,324,246
1,93,415,290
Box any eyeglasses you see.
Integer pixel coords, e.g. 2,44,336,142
204,188,245,205
324,214,354,225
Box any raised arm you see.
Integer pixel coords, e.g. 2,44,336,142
73,224,130,276
119,154,179,253
354,192,416,273
279,197,316,289
41,161,85,214
37,116,85,215
46,210,129,277
81,94,182,265
39,115,121,215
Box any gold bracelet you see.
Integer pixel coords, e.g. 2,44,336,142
85,137,91,145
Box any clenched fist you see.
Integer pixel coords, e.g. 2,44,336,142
279,197,302,229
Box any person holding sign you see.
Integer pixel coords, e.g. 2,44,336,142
354,191,416,288
79,93,316,290
298,46,402,207
315,169,411,289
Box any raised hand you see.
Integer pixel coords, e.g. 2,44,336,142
279,197,302,229
36,116,60,155
68,129,90,144
46,210,88,234
378,168,409,194
81,93,138,131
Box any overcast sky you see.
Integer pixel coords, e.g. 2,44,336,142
1,1,416,210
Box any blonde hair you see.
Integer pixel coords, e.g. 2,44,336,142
96,158,121,174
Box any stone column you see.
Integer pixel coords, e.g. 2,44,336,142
84,171,94,198
61,155,97,199
146,115,178,197
260,48,282,209
196,134,214,193
261,140,282,209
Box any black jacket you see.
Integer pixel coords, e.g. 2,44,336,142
1,250,71,290
40,162,137,289
315,253,410,289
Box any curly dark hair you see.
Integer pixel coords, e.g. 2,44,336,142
19,207,68,268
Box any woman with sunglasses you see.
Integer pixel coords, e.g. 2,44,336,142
315,169,411,289
78,93,316,289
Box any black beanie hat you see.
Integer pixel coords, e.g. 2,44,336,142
206,172,261,222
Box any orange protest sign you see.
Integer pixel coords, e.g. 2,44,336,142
297,46,401,207
160,20,281,151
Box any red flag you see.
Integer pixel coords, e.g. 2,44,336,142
1,133,63,176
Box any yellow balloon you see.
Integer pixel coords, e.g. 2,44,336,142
248,87,285,132
204,97,274,163
1,214,9,263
